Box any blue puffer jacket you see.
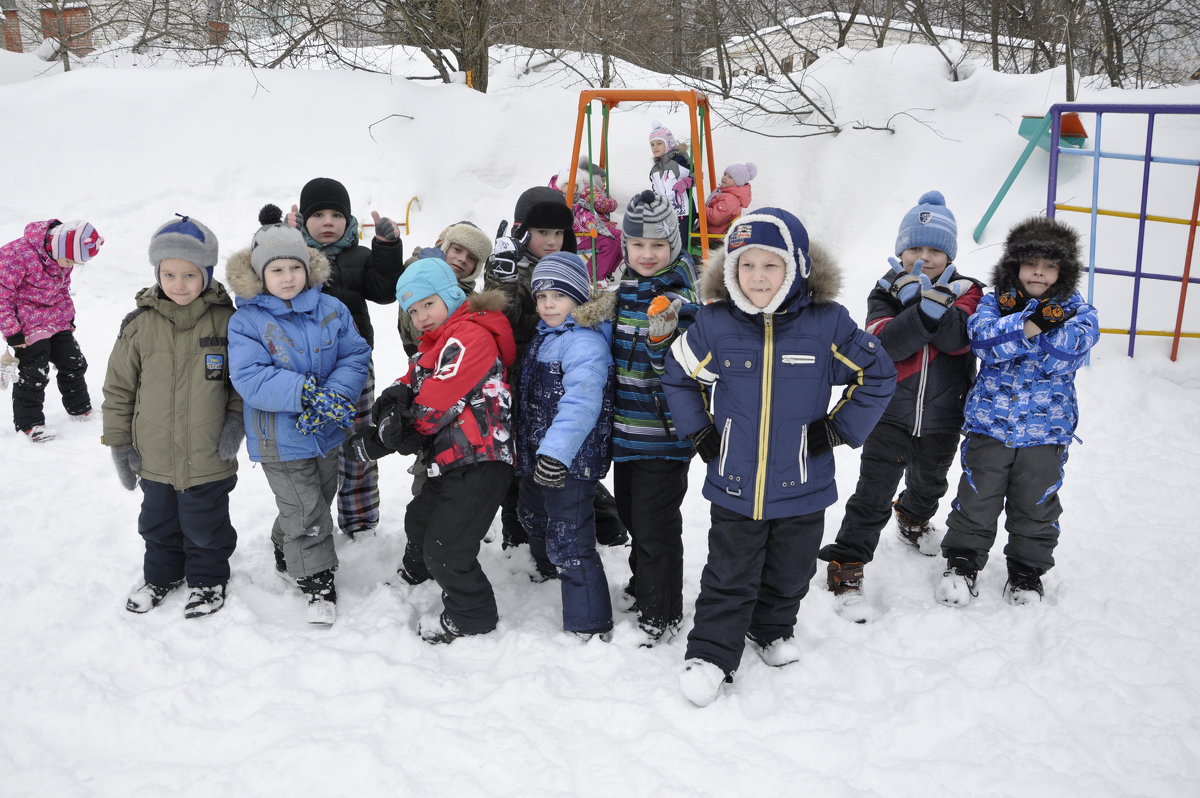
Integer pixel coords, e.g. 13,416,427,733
515,291,616,481
964,291,1099,447
225,246,372,463
663,210,896,521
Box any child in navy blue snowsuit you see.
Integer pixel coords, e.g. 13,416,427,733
515,251,617,639
663,208,896,706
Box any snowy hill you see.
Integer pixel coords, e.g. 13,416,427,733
1,43,1199,796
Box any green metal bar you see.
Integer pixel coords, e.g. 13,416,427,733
972,115,1052,242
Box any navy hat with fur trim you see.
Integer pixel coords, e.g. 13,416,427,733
723,207,811,315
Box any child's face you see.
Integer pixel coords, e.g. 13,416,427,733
305,209,348,245
159,258,205,306
1018,258,1060,298
527,228,564,259
535,290,578,328
900,246,950,280
263,259,307,301
720,173,734,189
651,140,667,158
737,248,788,308
443,243,478,279
408,294,450,335
626,236,673,276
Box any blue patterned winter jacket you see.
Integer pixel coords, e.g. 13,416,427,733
964,291,1099,447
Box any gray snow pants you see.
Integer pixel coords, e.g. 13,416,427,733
942,433,1068,573
262,449,340,578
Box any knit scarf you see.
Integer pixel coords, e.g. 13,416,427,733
302,215,360,260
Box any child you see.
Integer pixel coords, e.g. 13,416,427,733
289,177,405,540
0,219,104,442
703,163,756,235
936,217,1098,607
648,121,695,233
227,205,371,625
611,190,701,646
103,215,242,618
345,257,515,644
396,221,493,357
515,251,617,639
662,208,896,706
550,157,624,285
817,191,983,623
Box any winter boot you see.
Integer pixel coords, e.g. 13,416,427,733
297,568,337,625
1004,559,1045,605
679,659,728,707
935,552,979,607
418,613,466,645
126,579,183,613
272,544,288,577
827,561,874,624
183,584,226,619
894,501,940,556
747,633,801,668
21,425,55,443
637,619,680,648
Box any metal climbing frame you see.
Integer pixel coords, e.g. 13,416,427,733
1044,103,1200,360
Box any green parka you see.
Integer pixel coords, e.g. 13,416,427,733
101,282,242,490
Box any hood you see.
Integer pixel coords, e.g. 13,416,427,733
420,289,516,368
134,280,234,328
701,239,841,311
225,245,331,301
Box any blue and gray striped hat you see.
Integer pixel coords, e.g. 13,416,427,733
895,190,958,262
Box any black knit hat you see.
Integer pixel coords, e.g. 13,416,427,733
512,187,577,254
299,177,351,219
991,216,1082,299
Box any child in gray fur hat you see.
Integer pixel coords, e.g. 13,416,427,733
103,214,243,620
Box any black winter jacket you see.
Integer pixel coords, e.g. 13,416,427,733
322,238,404,348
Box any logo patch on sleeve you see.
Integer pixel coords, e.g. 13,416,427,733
205,353,226,381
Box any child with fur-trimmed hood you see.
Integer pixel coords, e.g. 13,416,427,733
662,207,896,707
936,216,1099,610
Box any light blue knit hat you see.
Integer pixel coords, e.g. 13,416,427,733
396,257,466,316
894,190,958,262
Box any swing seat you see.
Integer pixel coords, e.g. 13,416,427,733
1019,112,1088,152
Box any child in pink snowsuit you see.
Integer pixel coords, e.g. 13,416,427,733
704,163,757,235
550,158,623,284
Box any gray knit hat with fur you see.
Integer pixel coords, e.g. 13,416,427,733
149,214,219,290
622,190,681,263
251,204,310,278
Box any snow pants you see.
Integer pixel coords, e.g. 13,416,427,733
11,330,90,431
262,449,340,579
336,368,379,535
942,433,1067,573
138,475,238,589
518,476,614,634
686,505,824,676
501,474,627,547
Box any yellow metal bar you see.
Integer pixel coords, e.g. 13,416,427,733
1100,327,1200,338
1056,204,1200,227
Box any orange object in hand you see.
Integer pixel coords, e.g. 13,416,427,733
648,295,672,316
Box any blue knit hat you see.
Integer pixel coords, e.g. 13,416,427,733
149,214,219,291
531,251,591,306
895,190,958,262
723,207,811,315
396,257,466,316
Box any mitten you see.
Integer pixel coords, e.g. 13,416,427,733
673,176,694,196
876,258,907,293
647,295,682,344
374,215,400,242
533,455,569,488
111,445,141,491
371,381,415,426
1028,297,1074,333
890,257,924,306
286,204,302,229
688,425,721,464
997,289,1026,316
486,236,523,284
0,348,17,391
217,413,244,462
917,265,961,321
806,418,846,457
343,428,394,462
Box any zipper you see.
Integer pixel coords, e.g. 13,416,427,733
799,423,809,484
718,417,732,476
753,315,775,520
912,344,929,436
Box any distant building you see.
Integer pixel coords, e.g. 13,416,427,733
2,0,102,56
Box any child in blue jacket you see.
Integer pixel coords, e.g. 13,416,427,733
515,251,617,640
663,207,896,706
937,217,1099,608
227,205,371,625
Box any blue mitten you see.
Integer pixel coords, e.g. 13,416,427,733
918,265,960,321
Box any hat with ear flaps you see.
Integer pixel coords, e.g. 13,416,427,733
511,186,577,253
149,214,219,291
991,216,1083,299
722,207,811,315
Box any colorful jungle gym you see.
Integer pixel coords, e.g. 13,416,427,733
565,89,721,264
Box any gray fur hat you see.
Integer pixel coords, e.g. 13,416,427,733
149,214,219,290
251,204,310,278
622,190,681,263
992,216,1083,299
439,222,492,278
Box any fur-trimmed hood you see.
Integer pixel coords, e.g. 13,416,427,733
700,239,841,310
990,216,1082,299
570,287,617,330
225,245,331,301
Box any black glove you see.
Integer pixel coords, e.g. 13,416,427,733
486,236,523,284
375,216,400,242
376,401,427,456
807,418,845,457
533,455,569,488
688,425,721,463
371,381,415,426
1028,297,1074,333
343,428,394,462
111,445,141,491
997,289,1027,317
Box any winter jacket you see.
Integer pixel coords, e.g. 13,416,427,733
564,183,623,283
101,282,242,491
963,291,1099,447
515,291,616,481
225,248,372,463
612,253,700,461
401,290,516,477
303,217,404,348
663,244,896,521
864,268,984,436
704,184,752,234
0,219,78,346
650,149,694,219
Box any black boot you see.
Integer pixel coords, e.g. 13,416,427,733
297,568,337,625
1004,559,1045,605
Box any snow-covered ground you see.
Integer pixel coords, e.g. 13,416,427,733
1,42,1198,796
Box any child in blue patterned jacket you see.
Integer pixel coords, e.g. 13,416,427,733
937,217,1099,608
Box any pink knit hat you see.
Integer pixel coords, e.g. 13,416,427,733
48,220,104,263
649,120,676,150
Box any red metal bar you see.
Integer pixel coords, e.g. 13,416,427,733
1170,165,1200,361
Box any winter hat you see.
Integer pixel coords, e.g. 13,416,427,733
649,121,676,151
622,190,681,263
438,222,493,273
724,163,758,187
149,214,219,291
396,257,466,316
48,220,104,263
723,207,811,315
531,251,591,307
992,216,1083,298
512,186,577,253
557,157,606,191
250,204,310,278
299,177,351,219
894,190,958,262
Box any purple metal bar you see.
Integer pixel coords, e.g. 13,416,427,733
1093,267,1200,284
1127,114,1157,356
1046,113,1062,219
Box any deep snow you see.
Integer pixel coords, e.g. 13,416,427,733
1,41,1199,797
